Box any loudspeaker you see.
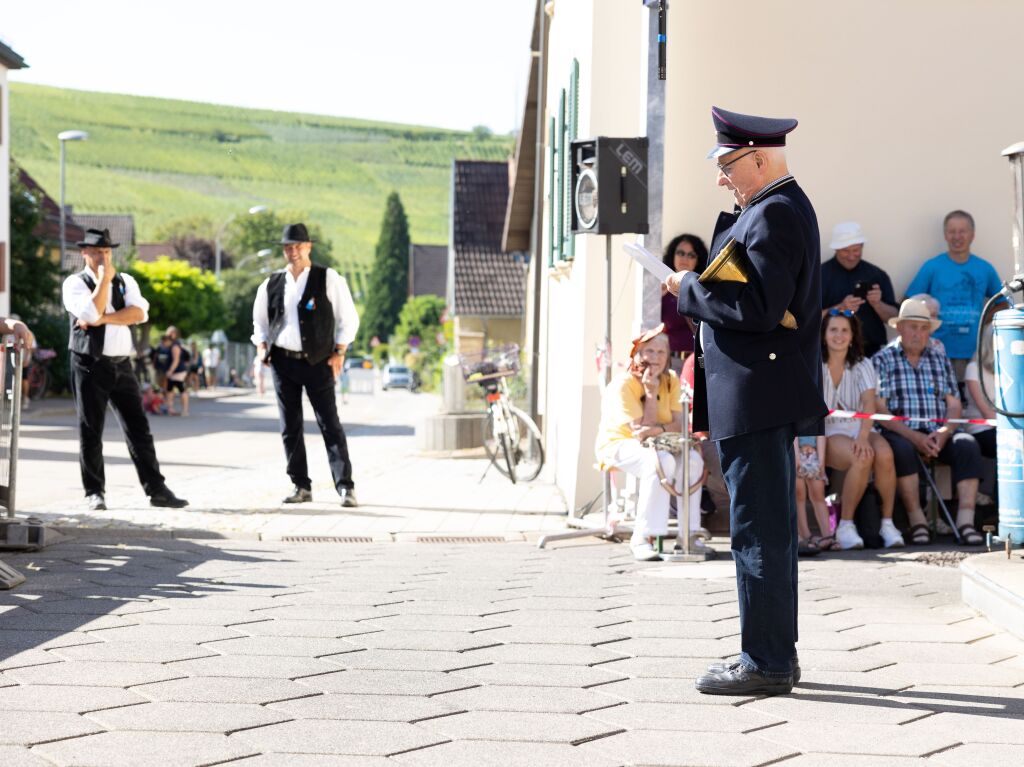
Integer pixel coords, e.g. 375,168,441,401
570,137,649,235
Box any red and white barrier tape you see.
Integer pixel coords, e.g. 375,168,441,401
827,409,997,427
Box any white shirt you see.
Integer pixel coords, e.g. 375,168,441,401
964,360,995,434
251,266,360,351
62,268,150,357
822,358,877,439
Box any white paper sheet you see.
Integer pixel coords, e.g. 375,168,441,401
623,242,674,282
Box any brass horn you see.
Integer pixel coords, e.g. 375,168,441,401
698,238,797,329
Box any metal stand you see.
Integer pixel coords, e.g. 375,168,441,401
661,385,716,562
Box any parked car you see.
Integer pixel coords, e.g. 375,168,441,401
382,364,415,391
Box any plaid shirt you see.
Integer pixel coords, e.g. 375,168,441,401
872,339,959,433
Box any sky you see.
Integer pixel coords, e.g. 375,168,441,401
0,0,537,132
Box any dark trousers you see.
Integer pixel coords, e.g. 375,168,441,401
70,353,165,497
880,429,983,484
270,354,353,494
716,423,798,678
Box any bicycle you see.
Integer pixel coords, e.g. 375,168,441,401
462,345,544,484
26,348,57,400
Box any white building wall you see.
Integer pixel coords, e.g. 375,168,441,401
539,0,645,511
664,0,1024,297
0,66,10,316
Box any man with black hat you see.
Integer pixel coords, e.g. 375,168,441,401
62,228,189,511
665,107,827,696
252,223,360,507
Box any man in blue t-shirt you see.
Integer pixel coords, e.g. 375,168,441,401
905,210,1007,377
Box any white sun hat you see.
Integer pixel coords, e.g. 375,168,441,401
829,221,867,251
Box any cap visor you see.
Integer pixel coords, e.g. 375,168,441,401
707,145,734,160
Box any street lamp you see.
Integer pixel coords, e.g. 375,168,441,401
235,248,273,270
58,130,89,267
215,205,267,281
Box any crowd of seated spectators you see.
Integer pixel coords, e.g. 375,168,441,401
618,209,1007,557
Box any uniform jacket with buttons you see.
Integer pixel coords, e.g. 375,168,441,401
676,177,827,441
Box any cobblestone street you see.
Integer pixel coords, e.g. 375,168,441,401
1,537,1022,766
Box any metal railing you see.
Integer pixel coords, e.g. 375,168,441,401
0,338,25,519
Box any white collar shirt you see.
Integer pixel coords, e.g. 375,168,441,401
251,265,360,351
61,268,150,357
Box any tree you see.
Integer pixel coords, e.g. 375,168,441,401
152,215,225,271
357,192,410,349
127,257,226,338
227,209,335,269
220,268,268,342
9,163,60,321
391,294,447,391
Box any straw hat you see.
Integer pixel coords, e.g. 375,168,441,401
888,298,942,331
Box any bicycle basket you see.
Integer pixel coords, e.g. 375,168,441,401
459,344,520,383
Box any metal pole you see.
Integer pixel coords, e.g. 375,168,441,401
603,235,613,520
8,342,23,519
528,2,548,427
59,139,66,268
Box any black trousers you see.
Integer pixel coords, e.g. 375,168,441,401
717,423,798,678
270,354,353,494
70,353,165,497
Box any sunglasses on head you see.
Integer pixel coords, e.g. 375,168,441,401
827,308,855,317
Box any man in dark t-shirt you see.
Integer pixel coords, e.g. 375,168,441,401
820,221,898,357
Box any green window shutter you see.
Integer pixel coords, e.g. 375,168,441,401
548,115,557,268
555,88,566,263
563,59,579,261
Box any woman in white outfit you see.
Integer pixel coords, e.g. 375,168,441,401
595,325,704,561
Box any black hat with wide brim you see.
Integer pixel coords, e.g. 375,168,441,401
76,228,120,249
279,223,314,244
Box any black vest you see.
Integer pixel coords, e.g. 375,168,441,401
68,272,126,358
266,265,335,365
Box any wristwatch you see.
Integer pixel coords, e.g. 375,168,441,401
333,346,346,357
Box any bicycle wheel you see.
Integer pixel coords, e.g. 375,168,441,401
498,431,517,484
506,405,544,481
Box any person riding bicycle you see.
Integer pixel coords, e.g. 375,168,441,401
595,324,707,561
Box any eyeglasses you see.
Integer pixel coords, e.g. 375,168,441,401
827,308,855,317
716,150,756,177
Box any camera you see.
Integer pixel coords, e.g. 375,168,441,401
853,281,870,299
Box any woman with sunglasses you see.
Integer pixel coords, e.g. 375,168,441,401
820,310,903,549
661,234,709,370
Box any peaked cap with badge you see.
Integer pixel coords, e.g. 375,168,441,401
706,106,799,159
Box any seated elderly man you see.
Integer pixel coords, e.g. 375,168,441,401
595,324,705,561
872,299,984,546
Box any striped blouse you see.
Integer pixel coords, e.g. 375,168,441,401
822,358,877,438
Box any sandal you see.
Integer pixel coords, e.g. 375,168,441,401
957,524,984,546
798,537,821,557
811,534,837,551
908,523,932,545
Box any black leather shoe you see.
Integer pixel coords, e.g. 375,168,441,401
149,488,189,508
696,665,794,696
86,493,106,511
340,489,358,508
708,658,801,685
283,487,313,504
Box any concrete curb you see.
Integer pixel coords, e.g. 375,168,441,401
961,550,1024,641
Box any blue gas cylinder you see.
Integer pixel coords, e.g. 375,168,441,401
993,307,1024,547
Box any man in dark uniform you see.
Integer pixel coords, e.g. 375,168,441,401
252,224,360,507
665,108,827,696
61,228,188,511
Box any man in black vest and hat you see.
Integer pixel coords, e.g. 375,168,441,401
62,228,188,511
252,223,360,507
665,108,827,696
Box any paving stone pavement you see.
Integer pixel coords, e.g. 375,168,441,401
1,537,1023,766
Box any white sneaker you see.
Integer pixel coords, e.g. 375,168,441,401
835,521,864,550
880,520,905,548
630,540,662,561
